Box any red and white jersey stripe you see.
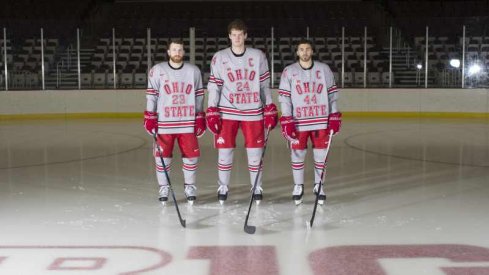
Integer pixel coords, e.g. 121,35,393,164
296,117,329,128
219,106,264,117
278,89,291,97
259,71,270,82
146,88,158,96
157,120,195,129
209,75,224,86
195,88,205,97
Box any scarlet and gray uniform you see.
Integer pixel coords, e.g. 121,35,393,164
207,47,272,120
147,62,204,134
278,61,339,188
207,47,272,193
146,62,204,188
278,61,339,131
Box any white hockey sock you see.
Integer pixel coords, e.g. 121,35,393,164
155,157,172,186
246,148,263,188
313,148,328,184
291,149,307,186
182,157,198,185
217,148,234,186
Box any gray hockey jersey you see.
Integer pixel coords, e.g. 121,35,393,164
146,62,204,134
207,47,272,121
278,61,339,131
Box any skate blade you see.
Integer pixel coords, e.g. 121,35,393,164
160,201,167,206
294,199,303,206
318,200,325,205
255,200,261,205
219,200,225,205
187,200,194,206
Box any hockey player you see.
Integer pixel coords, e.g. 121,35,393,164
144,39,206,206
206,19,278,204
278,39,342,205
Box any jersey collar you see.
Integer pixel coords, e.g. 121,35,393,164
168,61,184,70
231,47,246,57
299,61,314,70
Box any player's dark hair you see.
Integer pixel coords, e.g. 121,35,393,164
168,39,184,48
227,19,247,35
296,39,314,52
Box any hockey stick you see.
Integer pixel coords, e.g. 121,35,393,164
308,129,334,229
153,132,186,228
244,127,271,234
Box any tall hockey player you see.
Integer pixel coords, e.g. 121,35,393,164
206,19,278,204
278,39,342,205
144,40,206,206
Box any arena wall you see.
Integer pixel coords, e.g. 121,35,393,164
0,89,488,119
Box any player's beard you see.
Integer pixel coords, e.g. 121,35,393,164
299,55,312,63
170,55,183,63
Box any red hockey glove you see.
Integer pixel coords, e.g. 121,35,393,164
263,103,278,130
144,111,158,135
206,107,221,135
195,112,206,138
279,116,298,144
328,112,342,134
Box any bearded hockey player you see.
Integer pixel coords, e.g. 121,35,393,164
144,39,206,205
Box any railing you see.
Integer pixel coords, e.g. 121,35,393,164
56,60,64,89
2,25,489,90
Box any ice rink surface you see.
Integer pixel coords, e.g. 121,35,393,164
1,117,489,274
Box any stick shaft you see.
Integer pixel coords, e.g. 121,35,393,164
154,133,186,228
309,129,334,227
244,127,271,233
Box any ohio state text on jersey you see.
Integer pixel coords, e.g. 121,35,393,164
146,62,204,134
278,61,339,131
207,47,272,121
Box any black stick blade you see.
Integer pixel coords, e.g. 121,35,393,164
180,219,186,228
244,225,256,234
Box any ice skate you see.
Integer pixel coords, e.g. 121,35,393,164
252,186,263,205
158,185,170,206
313,183,326,205
292,184,304,205
184,184,197,205
217,185,228,205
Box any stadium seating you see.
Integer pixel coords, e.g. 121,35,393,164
1,0,488,89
